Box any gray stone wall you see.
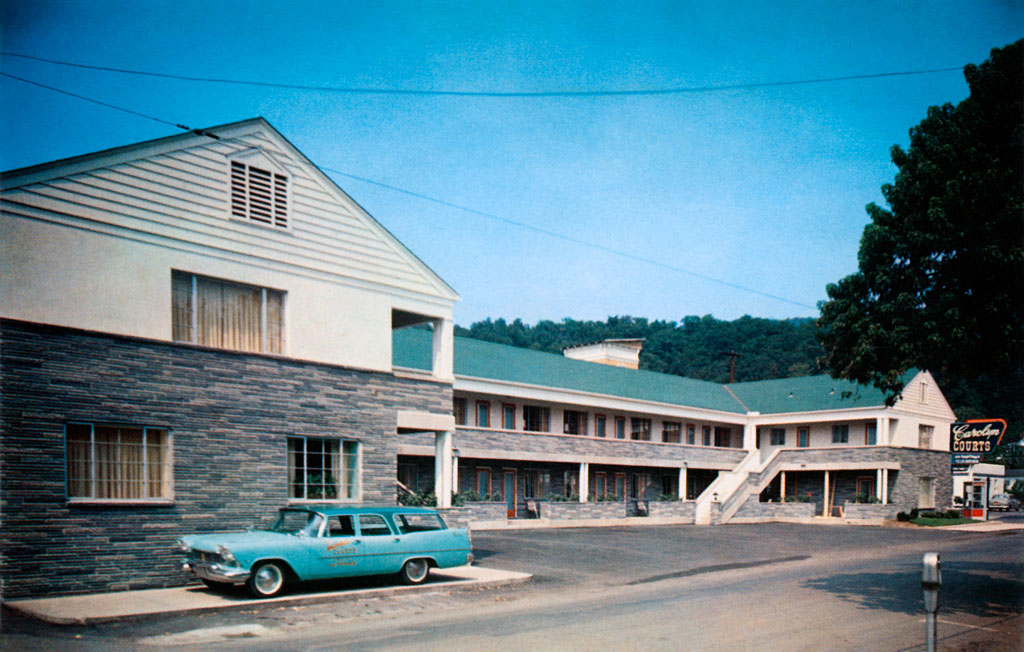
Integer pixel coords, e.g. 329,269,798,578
540,501,627,519
733,496,816,520
436,502,506,530
0,320,450,598
843,503,899,519
646,500,695,520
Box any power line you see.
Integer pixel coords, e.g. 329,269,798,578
2,70,816,310
2,51,963,98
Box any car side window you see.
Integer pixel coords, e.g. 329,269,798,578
395,513,445,534
357,514,392,536
327,515,355,537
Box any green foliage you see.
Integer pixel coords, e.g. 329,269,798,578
397,490,436,506
817,41,1024,411
1008,480,1024,503
594,492,619,502
896,511,911,522
455,490,503,504
783,493,812,503
655,493,677,502
911,516,977,527
455,314,824,383
852,492,881,504
545,492,580,502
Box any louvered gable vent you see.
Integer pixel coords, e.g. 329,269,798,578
231,160,288,228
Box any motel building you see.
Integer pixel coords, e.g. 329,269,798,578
0,119,954,599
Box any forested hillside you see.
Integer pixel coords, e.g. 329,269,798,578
454,315,824,383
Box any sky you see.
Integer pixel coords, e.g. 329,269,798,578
1,1,1020,327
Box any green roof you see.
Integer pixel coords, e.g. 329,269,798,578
393,329,910,415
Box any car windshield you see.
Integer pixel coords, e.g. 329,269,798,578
270,510,323,536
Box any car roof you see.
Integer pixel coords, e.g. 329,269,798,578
279,506,439,517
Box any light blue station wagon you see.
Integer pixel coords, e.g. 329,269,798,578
179,506,474,598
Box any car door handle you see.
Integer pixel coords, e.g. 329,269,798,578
393,537,401,542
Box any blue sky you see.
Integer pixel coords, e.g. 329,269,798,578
2,1,1020,326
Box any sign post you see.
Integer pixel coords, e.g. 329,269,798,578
922,553,941,652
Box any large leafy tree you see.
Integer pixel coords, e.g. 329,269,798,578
817,40,1024,404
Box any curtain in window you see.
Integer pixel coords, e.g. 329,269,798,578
197,276,262,352
66,424,92,497
171,272,193,343
265,289,284,354
146,429,167,498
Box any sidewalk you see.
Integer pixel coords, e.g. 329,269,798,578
3,565,531,626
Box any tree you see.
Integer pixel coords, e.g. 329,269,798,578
817,40,1024,404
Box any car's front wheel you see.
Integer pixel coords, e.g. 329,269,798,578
400,558,430,585
247,561,287,598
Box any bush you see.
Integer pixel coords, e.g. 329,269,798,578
946,509,961,519
896,511,911,522
398,490,437,507
852,492,881,504
656,493,677,502
909,508,920,520
595,492,619,502
544,492,580,503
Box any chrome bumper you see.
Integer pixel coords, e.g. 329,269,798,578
183,560,250,584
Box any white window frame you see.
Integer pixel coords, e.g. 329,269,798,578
65,423,173,504
172,271,286,354
287,436,361,503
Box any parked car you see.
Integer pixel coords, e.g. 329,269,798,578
179,506,473,598
989,494,1021,512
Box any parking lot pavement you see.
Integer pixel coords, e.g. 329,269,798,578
3,565,531,625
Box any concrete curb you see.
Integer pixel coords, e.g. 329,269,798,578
3,565,532,626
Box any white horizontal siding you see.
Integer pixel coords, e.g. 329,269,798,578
3,130,446,299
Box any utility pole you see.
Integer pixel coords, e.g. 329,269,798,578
720,350,743,383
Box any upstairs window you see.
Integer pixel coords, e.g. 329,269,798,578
66,423,171,501
769,428,786,446
662,422,681,443
453,398,467,426
523,406,550,432
686,424,696,445
630,418,652,441
172,271,284,354
563,410,588,435
476,401,491,428
231,160,288,228
918,425,934,449
832,425,850,444
594,414,607,438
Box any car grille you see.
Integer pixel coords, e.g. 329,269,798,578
187,549,223,564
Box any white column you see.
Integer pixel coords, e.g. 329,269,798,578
881,468,889,504
876,468,883,501
579,462,589,502
781,471,787,500
823,470,830,517
434,430,453,508
431,318,455,380
880,416,891,445
743,423,757,451
679,467,688,500
452,455,460,497
875,417,883,446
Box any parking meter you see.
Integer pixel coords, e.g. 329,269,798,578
922,553,941,652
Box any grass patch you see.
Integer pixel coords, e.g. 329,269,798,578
911,517,977,527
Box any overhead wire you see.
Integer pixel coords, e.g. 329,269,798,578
1,51,963,97
2,70,818,309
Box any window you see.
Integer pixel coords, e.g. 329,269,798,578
663,422,681,443
230,159,288,228
832,425,849,444
918,477,935,509
702,426,712,446
453,398,467,426
327,515,355,537
615,417,626,439
502,404,516,430
865,423,877,445
523,406,550,432
394,512,444,533
715,427,731,447
661,475,678,498
563,410,588,435
172,271,284,354
563,470,578,497
856,477,875,500
594,473,607,498
686,424,696,445
614,473,627,500
475,468,491,495
631,418,652,441
524,470,550,498
798,427,809,448
476,401,490,428
66,424,171,500
358,514,392,536
595,414,607,438
919,425,934,449
287,437,358,500
770,428,786,446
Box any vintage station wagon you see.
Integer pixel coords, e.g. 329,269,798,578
179,506,473,597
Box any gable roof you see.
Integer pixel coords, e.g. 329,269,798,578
2,117,459,302
394,329,918,416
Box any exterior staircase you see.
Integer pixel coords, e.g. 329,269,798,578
694,448,787,524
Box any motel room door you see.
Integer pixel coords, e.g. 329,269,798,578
502,470,516,518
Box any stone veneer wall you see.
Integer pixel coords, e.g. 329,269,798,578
540,501,627,519
732,496,816,520
437,502,507,530
843,503,899,519
0,320,451,599
646,500,696,520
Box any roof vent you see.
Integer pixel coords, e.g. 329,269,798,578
563,338,644,370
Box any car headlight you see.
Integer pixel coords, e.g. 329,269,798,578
216,545,236,563
178,539,191,553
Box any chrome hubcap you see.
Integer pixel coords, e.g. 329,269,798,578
406,559,428,581
255,565,282,594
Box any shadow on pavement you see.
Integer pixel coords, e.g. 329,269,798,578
802,560,1024,618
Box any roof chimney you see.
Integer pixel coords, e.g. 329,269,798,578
563,339,644,370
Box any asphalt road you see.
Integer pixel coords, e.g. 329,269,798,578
3,523,1022,651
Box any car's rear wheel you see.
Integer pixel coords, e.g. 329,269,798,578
400,558,430,585
247,561,287,598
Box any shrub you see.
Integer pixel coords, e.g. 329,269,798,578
946,509,961,519
545,492,580,503
909,508,920,520
595,492,619,502
852,492,881,504
896,511,911,522
398,490,437,507
656,493,677,502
